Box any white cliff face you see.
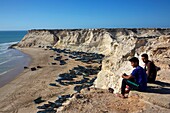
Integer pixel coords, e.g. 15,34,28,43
54,29,114,55
18,28,170,93
94,33,170,93
18,30,57,47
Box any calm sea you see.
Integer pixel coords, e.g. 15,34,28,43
0,31,30,87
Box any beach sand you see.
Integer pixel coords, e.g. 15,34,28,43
0,48,100,113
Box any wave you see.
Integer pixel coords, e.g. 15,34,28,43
0,49,11,55
0,41,19,51
0,68,14,76
0,55,23,66
0,59,12,66
0,41,19,46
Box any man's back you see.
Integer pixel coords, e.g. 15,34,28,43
145,60,157,83
131,66,147,91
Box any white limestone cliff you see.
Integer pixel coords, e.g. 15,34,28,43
18,28,170,93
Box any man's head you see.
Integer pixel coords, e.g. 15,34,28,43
129,57,139,67
141,53,148,63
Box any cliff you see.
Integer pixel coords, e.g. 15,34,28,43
18,28,170,93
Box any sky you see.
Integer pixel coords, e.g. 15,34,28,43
0,0,170,30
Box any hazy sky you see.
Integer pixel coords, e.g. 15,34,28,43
0,0,170,30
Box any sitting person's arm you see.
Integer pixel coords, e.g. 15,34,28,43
122,73,134,79
146,62,151,77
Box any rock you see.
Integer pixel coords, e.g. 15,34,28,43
31,67,36,71
108,88,114,93
128,91,140,98
8,43,18,49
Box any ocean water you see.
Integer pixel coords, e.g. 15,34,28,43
0,31,30,87
0,31,27,44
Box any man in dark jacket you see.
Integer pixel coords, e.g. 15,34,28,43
141,53,157,83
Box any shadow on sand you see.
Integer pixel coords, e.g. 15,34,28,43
146,81,170,94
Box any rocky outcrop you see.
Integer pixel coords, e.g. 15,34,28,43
18,28,170,93
18,30,58,48
94,34,170,93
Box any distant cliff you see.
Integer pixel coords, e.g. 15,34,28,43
18,28,170,93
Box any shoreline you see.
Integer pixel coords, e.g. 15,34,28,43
0,49,31,88
0,47,58,112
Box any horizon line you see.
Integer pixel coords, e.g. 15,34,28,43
1,27,170,31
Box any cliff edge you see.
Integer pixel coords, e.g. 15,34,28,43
18,29,170,108
18,28,170,92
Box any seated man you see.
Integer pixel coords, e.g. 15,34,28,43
141,53,157,83
120,57,147,98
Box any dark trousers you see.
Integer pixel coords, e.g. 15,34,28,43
147,76,156,83
121,79,139,95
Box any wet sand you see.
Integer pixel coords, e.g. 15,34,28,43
0,49,31,87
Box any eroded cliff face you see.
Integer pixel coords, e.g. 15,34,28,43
18,28,170,93
53,29,113,55
94,32,170,93
18,30,58,47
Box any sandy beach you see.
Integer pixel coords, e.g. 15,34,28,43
0,48,101,113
